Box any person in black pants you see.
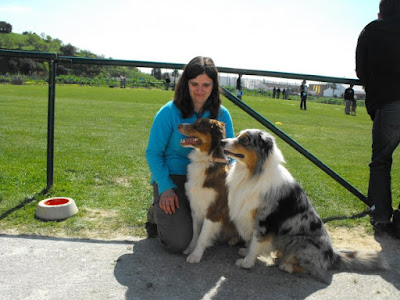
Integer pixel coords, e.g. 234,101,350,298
344,84,355,115
356,0,400,237
300,80,308,110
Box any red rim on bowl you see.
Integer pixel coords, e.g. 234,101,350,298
44,198,70,206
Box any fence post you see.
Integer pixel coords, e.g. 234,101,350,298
46,58,57,191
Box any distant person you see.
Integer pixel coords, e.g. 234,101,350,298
120,74,126,88
286,87,291,99
282,89,286,100
356,0,400,237
276,87,281,99
344,84,355,115
236,74,243,100
145,56,235,252
272,87,276,98
165,76,171,90
300,80,308,110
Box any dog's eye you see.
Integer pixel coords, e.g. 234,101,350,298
239,136,250,146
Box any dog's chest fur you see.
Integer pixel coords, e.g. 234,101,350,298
226,163,264,241
185,150,220,218
227,161,294,242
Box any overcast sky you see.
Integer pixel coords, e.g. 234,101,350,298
1,0,379,79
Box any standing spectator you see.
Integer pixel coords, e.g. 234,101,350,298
300,80,308,110
236,74,243,100
165,75,171,90
272,87,276,98
120,74,126,88
356,0,400,236
344,84,355,115
282,89,286,100
286,87,291,99
276,87,281,99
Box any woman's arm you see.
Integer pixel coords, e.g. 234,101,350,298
146,106,176,195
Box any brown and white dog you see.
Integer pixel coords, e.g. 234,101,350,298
178,118,238,263
222,129,386,282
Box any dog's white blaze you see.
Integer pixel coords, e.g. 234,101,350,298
186,151,218,218
227,163,262,241
227,145,295,242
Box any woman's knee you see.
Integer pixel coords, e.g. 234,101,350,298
154,206,192,253
159,229,192,253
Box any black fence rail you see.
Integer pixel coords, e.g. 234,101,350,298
0,49,368,206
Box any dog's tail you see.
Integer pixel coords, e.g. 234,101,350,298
332,250,388,272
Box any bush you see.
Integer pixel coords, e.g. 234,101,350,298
11,76,24,85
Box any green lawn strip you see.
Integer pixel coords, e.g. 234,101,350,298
0,85,398,238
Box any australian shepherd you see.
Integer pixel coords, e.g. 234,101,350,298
178,118,239,263
222,129,386,282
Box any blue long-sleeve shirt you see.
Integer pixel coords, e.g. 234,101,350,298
146,100,234,195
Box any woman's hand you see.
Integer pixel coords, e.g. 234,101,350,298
159,189,180,214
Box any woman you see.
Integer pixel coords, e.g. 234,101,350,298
146,56,235,252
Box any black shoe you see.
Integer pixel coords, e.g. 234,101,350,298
145,204,158,238
145,221,158,239
392,209,400,224
391,210,400,239
372,222,395,237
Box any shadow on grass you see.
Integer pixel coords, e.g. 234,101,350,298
0,187,50,221
322,208,371,223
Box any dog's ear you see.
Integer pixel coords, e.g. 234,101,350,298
210,121,226,156
258,132,274,155
218,121,226,139
210,120,225,140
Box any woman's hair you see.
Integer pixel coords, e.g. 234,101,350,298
380,0,400,18
173,56,221,119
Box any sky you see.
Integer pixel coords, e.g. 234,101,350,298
1,0,380,80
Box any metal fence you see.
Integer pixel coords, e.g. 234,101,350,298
0,49,368,206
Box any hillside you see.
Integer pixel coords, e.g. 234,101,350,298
0,32,74,54
0,31,154,81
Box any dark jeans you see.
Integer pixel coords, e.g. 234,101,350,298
368,101,400,222
300,96,307,109
152,175,192,253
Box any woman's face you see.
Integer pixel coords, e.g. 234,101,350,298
188,73,213,111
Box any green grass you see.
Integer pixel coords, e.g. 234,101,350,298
0,85,399,238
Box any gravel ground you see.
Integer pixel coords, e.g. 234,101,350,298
1,232,399,300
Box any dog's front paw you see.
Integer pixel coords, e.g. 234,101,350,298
235,258,254,269
279,262,294,273
183,243,196,255
238,247,248,257
186,252,202,264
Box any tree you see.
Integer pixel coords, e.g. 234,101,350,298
20,58,37,75
27,33,44,50
172,69,179,83
151,68,162,80
330,83,337,97
0,34,16,49
0,21,12,33
60,44,77,56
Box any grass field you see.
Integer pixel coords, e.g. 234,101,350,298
1,84,399,238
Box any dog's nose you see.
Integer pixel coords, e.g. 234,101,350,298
220,139,226,147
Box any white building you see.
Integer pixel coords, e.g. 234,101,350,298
322,84,346,97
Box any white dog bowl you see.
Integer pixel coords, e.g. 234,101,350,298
35,197,78,221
